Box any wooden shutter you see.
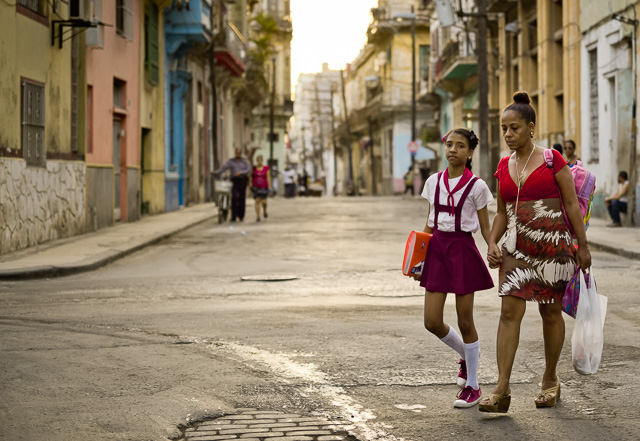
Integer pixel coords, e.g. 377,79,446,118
146,2,159,85
123,0,134,41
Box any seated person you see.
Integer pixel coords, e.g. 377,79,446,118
605,171,630,227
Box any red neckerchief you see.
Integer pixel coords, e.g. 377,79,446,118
442,167,473,215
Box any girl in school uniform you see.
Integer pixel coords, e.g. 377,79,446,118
419,128,495,408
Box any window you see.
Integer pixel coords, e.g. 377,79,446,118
267,132,279,142
145,2,159,85
197,81,203,103
113,78,126,109
17,0,47,17
116,0,134,41
419,45,430,82
21,79,45,168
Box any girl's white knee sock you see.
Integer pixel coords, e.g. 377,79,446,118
463,340,480,390
439,326,465,358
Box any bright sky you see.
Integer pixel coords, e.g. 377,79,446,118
290,0,379,91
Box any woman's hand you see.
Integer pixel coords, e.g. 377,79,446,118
487,242,503,269
576,244,592,271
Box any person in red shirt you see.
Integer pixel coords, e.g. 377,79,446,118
250,155,271,222
481,91,591,413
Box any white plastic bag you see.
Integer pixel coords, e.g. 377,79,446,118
571,270,608,375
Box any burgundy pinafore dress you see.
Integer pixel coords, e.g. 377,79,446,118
419,173,495,296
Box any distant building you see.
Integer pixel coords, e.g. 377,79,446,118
341,0,436,195
291,64,342,195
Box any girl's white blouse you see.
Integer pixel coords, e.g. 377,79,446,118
421,173,494,233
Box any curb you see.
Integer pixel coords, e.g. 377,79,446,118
586,240,640,261
0,212,217,281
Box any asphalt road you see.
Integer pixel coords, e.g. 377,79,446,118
1,196,639,441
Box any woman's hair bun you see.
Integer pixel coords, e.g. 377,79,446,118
512,91,531,105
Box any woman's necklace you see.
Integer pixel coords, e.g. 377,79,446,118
515,145,536,188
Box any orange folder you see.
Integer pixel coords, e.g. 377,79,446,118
402,231,432,277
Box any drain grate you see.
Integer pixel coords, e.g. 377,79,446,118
176,408,358,440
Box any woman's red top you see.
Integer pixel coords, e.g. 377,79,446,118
252,165,270,189
494,148,567,202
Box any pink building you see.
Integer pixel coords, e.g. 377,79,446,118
86,0,141,228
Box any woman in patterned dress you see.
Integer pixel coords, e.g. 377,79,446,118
480,91,592,413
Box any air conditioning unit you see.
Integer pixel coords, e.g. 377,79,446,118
86,25,104,49
69,0,102,21
69,0,90,21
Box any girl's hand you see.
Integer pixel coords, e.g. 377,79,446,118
576,245,592,271
487,242,502,269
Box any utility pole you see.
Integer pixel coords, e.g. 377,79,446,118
456,0,489,184
330,86,338,196
411,5,416,165
209,7,218,171
301,127,307,172
314,79,326,191
340,69,355,195
311,117,318,180
368,117,376,195
269,57,276,162
476,0,489,184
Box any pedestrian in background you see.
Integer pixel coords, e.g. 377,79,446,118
418,128,494,408
605,170,630,227
483,91,591,413
403,166,415,196
563,139,580,167
552,143,563,155
298,170,309,196
251,154,271,222
283,165,297,198
214,147,251,222
419,162,429,193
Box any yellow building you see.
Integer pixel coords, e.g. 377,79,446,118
0,1,86,254
489,0,582,150
343,0,434,196
139,0,172,215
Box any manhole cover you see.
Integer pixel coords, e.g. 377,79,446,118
240,275,298,282
177,408,358,440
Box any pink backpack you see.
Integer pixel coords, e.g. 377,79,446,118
543,149,596,237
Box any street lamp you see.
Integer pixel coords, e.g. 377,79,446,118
393,10,417,166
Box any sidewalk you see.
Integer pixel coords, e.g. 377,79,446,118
0,203,218,280
1,198,639,281
579,215,640,259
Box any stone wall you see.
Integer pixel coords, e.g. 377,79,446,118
0,159,86,255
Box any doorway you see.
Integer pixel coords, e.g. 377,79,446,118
113,118,122,221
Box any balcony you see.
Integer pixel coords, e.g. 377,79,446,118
434,39,477,91
365,75,383,104
257,94,294,118
165,0,213,56
214,22,246,76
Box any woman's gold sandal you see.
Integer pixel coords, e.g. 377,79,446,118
535,378,561,408
479,391,511,413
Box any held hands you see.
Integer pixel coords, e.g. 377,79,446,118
487,242,503,269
